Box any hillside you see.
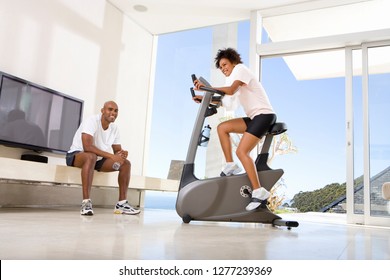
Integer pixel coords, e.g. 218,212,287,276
290,183,346,212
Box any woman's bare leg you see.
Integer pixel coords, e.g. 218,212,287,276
217,118,247,162
236,132,270,211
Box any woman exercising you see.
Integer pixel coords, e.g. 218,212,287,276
193,48,277,211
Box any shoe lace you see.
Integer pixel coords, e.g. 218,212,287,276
83,200,92,210
118,201,130,208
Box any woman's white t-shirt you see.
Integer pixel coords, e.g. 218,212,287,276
224,63,275,119
68,114,120,158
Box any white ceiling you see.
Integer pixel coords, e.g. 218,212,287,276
107,0,373,35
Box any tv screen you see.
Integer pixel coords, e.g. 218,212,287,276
0,71,83,153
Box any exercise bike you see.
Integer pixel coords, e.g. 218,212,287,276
176,75,298,230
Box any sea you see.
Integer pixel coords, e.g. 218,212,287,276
144,191,177,210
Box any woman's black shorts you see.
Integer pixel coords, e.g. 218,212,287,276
243,113,277,138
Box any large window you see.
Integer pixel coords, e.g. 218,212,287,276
147,27,213,180
367,45,390,217
145,22,251,209
147,22,251,182
261,51,346,200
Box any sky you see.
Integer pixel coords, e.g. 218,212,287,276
146,21,389,200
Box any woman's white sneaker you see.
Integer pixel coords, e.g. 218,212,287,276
245,188,270,211
221,162,242,176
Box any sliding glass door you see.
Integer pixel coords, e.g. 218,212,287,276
347,41,390,226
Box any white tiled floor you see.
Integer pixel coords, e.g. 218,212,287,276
1,207,389,260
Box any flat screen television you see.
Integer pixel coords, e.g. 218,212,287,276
0,71,83,154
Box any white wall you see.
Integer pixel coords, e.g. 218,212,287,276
0,0,154,176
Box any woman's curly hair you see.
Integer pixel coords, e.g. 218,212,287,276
214,48,243,69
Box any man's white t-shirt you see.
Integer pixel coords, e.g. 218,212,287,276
68,114,120,158
224,63,275,119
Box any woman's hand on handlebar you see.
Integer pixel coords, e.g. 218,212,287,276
193,79,205,91
193,79,205,103
192,95,203,103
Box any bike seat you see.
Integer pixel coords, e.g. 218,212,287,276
269,122,287,135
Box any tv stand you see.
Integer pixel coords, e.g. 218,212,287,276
0,157,178,208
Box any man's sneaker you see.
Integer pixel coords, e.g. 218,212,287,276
114,201,141,215
245,188,270,211
80,199,94,216
220,163,242,176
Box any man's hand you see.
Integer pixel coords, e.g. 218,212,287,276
116,150,128,159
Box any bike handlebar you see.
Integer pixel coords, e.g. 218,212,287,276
191,74,225,96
